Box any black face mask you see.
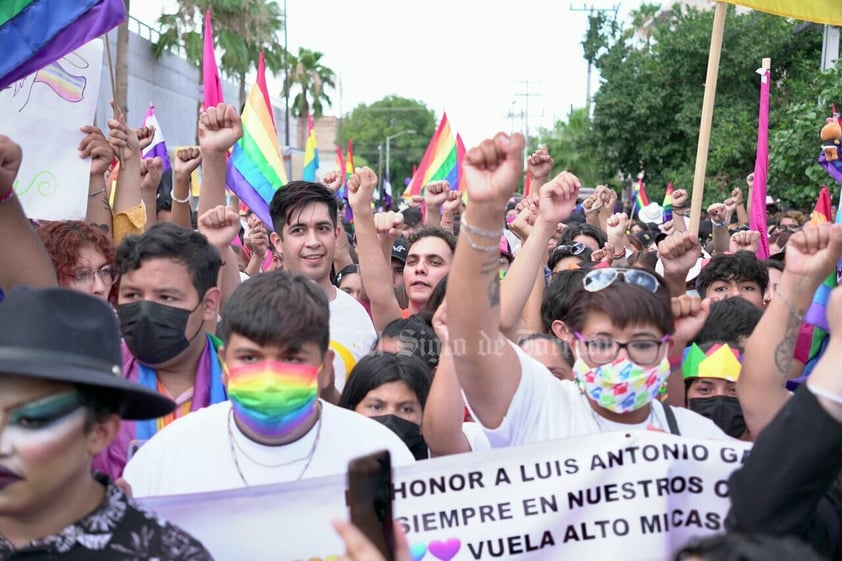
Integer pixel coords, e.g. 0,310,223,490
118,300,202,366
370,414,428,460
688,396,747,439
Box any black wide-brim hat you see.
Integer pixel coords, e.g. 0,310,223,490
0,287,175,420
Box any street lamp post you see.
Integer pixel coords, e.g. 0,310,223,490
385,129,416,189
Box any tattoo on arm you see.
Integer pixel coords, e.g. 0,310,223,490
773,313,800,377
479,257,500,308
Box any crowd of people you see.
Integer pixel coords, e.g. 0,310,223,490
0,102,841,561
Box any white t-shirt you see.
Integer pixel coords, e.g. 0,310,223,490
462,422,491,452
124,401,414,497
467,342,728,448
330,289,377,392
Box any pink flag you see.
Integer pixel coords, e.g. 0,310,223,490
202,10,224,110
257,51,275,128
749,65,770,259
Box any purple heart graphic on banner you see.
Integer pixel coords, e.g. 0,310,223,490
428,539,461,561
410,542,428,561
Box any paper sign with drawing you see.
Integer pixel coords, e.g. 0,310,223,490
0,38,103,221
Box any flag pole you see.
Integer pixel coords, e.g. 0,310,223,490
689,2,728,235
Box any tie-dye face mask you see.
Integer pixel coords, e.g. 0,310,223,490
573,357,670,414
226,361,320,438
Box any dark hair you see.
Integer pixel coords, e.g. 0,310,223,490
116,222,222,299
407,226,457,255
763,258,784,273
693,297,762,345
334,264,360,287
517,332,574,367
697,251,769,298
565,270,674,336
339,352,433,412
269,181,338,235
156,196,172,215
401,207,423,228
378,314,440,370
541,268,588,332
547,243,593,271
558,223,607,249
421,274,448,315
627,249,659,271
219,270,330,353
76,384,127,431
674,533,826,561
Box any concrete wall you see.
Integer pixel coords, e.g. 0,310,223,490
94,26,297,152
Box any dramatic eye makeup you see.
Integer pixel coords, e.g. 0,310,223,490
7,392,82,430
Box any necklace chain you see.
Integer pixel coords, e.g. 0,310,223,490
227,402,323,486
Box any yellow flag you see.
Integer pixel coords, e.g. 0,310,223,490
721,0,842,26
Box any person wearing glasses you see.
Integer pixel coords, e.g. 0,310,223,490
444,132,727,449
37,221,119,304
547,241,592,273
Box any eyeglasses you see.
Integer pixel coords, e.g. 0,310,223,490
68,265,118,288
552,242,587,258
574,333,669,365
583,267,660,293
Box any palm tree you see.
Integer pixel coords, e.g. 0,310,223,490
153,0,286,107
283,48,336,148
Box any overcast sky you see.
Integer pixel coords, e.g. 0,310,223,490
131,0,651,147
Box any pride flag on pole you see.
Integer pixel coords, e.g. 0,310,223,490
256,52,274,128
302,114,318,181
749,63,771,259
202,10,223,110
141,103,171,172
631,174,649,217
721,0,842,26
225,80,287,229
662,182,674,223
403,113,464,199
0,0,126,90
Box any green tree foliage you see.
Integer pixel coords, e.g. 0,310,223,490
153,0,286,106
283,48,336,147
589,4,837,209
532,108,603,188
341,97,437,198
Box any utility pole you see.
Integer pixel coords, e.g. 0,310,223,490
513,80,541,147
570,3,619,115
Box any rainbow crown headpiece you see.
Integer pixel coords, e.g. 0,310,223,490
682,342,742,382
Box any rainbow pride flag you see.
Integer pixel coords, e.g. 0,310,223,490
403,113,464,199
631,174,649,217
662,182,674,222
225,82,287,229
302,114,318,181
0,0,125,90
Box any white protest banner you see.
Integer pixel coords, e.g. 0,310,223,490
0,39,103,220
139,430,751,561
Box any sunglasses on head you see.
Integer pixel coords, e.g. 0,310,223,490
552,242,587,258
583,267,661,293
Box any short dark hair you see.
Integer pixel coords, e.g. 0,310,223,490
218,270,330,354
378,314,440,370
517,332,574,367
763,258,784,272
401,207,423,228
116,222,222,299
565,270,674,336
541,268,588,332
269,181,338,235
674,532,826,561
558,223,607,249
547,244,593,271
693,297,763,345
339,352,433,412
697,251,769,298
407,226,457,255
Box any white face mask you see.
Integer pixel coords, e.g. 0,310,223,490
573,357,671,414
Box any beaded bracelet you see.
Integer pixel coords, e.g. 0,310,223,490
0,188,15,205
460,216,503,238
460,230,499,253
171,191,191,204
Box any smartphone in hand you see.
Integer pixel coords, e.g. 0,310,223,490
346,450,395,561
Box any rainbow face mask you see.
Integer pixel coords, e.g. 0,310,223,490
226,361,319,438
573,357,670,414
